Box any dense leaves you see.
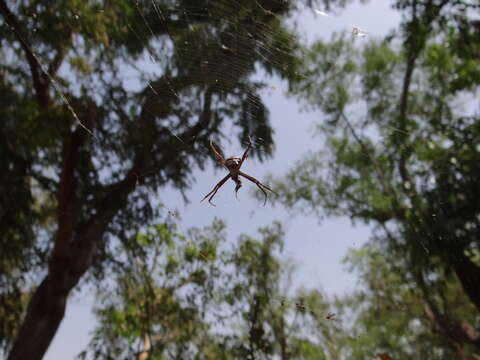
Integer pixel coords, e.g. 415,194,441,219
274,0,480,356
338,244,479,359
80,220,343,360
4,0,480,359
0,0,333,358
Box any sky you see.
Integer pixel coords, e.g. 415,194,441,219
44,2,401,359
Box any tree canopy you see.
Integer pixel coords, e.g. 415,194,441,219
81,220,345,360
0,0,331,358
273,0,480,356
3,0,480,359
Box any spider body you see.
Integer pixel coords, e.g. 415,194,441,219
201,137,277,206
225,156,241,171
224,157,243,193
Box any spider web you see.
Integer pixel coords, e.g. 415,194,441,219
2,1,439,359
4,0,369,212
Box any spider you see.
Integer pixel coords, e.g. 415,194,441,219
201,137,277,206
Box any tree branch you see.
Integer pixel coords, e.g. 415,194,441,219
50,127,88,275
417,270,480,352
396,0,450,191
67,78,215,281
8,72,216,360
0,0,49,106
47,46,67,79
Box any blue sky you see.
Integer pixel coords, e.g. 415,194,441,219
45,2,401,359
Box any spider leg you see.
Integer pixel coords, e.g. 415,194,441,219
210,140,226,168
201,174,231,206
238,136,253,170
238,171,277,206
234,177,242,199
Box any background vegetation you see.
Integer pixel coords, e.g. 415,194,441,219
1,0,479,359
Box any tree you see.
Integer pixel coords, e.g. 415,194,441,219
80,219,228,359
336,243,479,359
82,218,480,359
272,0,480,355
0,0,333,358
82,219,348,360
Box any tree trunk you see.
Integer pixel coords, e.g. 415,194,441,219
7,275,69,360
6,72,206,359
7,189,133,360
7,208,125,360
7,174,136,359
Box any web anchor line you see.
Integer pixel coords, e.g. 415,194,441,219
5,24,97,140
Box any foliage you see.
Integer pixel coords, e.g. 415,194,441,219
80,219,227,359
6,0,480,358
337,243,479,359
80,220,348,360
273,0,480,356
0,0,347,357
80,219,480,360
